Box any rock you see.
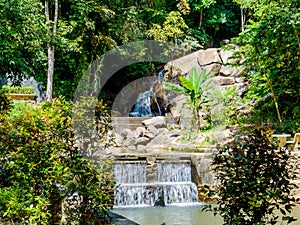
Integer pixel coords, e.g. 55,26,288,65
123,136,136,147
154,196,165,207
234,77,244,83
167,51,199,74
169,95,192,118
147,125,159,137
168,129,181,138
197,48,222,67
236,83,247,96
136,145,147,153
126,146,136,152
219,49,237,64
142,116,166,129
135,126,146,137
114,133,124,147
120,128,132,138
146,129,181,150
132,127,144,138
144,131,155,139
135,137,150,146
219,66,239,77
209,76,235,86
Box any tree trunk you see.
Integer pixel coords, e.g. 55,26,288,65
199,8,203,28
241,8,245,32
45,0,58,102
46,47,54,102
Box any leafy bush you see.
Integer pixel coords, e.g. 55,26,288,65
163,67,214,130
2,84,34,94
0,90,11,114
208,128,297,225
0,97,115,224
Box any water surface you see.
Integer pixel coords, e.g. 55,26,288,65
113,204,300,225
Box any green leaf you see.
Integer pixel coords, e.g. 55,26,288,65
179,76,194,92
162,81,186,95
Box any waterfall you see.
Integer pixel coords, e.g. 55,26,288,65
114,161,147,184
129,70,166,117
157,161,192,182
114,160,199,207
129,91,153,117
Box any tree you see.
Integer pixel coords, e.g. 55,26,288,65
189,0,216,28
0,98,115,224
0,0,46,82
209,128,297,225
233,0,300,132
45,0,58,102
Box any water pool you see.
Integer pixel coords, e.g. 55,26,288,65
113,204,300,225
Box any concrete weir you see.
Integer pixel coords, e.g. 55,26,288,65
113,153,218,207
113,155,199,207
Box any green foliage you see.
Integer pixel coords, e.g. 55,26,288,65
147,11,188,42
0,97,115,224
209,128,297,225
0,0,242,100
2,84,34,94
0,90,12,114
0,0,46,80
233,0,300,133
163,67,215,130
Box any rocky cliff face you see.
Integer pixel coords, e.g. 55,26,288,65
164,46,247,96
162,46,248,122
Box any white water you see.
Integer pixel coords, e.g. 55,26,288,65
157,161,192,182
114,160,199,207
114,161,147,184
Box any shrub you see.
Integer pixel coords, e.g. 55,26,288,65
208,128,297,225
0,90,11,114
2,84,34,94
0,97,115,224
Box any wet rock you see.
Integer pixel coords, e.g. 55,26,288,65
154,196,165,207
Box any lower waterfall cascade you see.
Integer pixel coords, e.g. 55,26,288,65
114,159,199,207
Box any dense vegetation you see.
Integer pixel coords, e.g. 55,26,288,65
209,128,297,224
0,0,298,131
0,94,115,224
0,0,299,223
0,0,241,100
233,0,300,133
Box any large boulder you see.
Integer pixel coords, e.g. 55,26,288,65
142,116,166,129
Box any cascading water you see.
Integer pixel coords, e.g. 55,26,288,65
157,161,192,182
114,160,199,207
129,70,166,117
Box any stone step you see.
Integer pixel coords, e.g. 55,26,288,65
112,116,178,132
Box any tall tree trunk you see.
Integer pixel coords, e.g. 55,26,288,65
45,0,58,102
199,8,203,28
241,8,245,32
